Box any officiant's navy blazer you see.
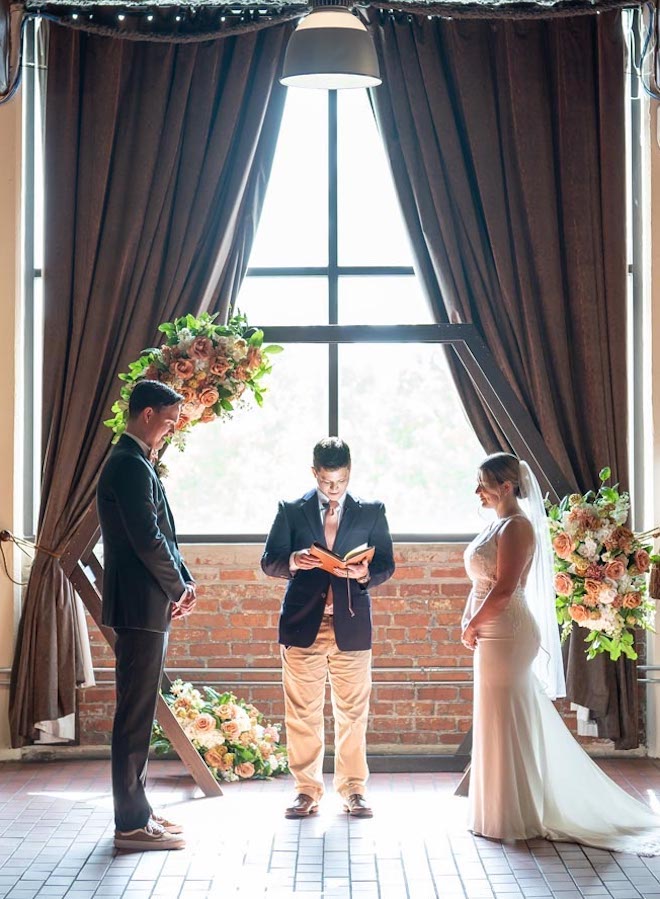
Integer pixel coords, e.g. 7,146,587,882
261,490,395,651
97,434,192,633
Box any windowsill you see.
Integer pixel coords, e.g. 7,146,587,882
176,534,477,545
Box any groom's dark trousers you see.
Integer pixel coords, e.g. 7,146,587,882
97,434,192,832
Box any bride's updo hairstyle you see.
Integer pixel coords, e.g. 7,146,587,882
479,453,523,498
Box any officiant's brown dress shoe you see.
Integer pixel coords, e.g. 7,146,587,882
344,794,373,818
285,793,319,818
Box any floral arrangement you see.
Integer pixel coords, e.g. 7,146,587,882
548,467,655,661
104,312,282,448
151,680,289,783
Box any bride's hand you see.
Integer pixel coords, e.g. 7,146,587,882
461,623,478,650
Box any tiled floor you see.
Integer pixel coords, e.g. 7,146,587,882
2,759,660,898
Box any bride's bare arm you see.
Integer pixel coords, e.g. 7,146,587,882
462,518,534,647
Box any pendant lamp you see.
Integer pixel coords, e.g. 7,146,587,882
281,0,381,90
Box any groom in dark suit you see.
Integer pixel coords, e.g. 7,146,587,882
97,380,195,851
262,437,395,819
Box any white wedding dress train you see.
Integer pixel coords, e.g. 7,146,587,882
464,516,660,854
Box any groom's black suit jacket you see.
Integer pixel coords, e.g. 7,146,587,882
261,490,395,651
97,434,191,633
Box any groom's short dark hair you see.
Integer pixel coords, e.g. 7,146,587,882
313,437,351,471
128,380,183,418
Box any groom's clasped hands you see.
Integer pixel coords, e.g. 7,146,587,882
172,582,197,620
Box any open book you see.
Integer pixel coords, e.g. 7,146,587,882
309,542,375,574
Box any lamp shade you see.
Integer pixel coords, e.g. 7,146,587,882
281,7,381,90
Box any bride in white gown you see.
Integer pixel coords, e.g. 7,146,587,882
461,452,660,854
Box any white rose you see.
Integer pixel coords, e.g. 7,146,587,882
599,585,617,605
578,538,598,561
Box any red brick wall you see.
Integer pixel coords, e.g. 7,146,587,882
77,543,639,753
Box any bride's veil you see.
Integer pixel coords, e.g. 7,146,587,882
519,461,567,700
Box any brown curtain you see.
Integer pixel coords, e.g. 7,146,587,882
370,12,637,747
9,21,291,746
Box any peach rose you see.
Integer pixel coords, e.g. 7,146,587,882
217,703,234,720
222,720,242,741
204,747,226,768
569,604,590,623
172,359,195,380
582,593,599,608
175,413,192,431
190,337,213,360
220,753,234,770
554,573,574,596
193,713,216,734
552,531,575,561
235,762,255,779
239,732,252,746
234,364,250,382
210,356,231,378
604,559,627,580
247,346,262,368
258,741,273,759
199,387,220,408
179,386,196,404
635,549,651,573
612,597,624,609
622,592,642,609
200,408,216,424
584,579,602,596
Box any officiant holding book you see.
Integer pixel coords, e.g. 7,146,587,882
261,437,395,819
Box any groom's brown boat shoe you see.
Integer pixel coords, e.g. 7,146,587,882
285,793,319,819
344,794,373,818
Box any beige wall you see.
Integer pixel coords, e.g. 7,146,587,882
646,100,660,756
0,91,22,751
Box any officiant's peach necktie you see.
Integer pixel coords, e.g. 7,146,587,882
323,500,339,610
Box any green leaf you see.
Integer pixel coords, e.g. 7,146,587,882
263,344,284,355
599,467,611,483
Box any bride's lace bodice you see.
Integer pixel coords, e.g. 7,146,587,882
462,515,534,633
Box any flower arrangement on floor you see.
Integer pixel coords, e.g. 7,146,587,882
104,312,282,448
151,680,289,783
547,468,655,661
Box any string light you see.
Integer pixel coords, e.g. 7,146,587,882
117,13,125,21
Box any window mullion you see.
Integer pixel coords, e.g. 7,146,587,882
329,89,339,435
23,19,37,536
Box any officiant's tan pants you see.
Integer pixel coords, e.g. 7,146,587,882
281,616,372,801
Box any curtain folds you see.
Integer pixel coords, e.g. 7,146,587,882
370,12,637,747
9,21,291,746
